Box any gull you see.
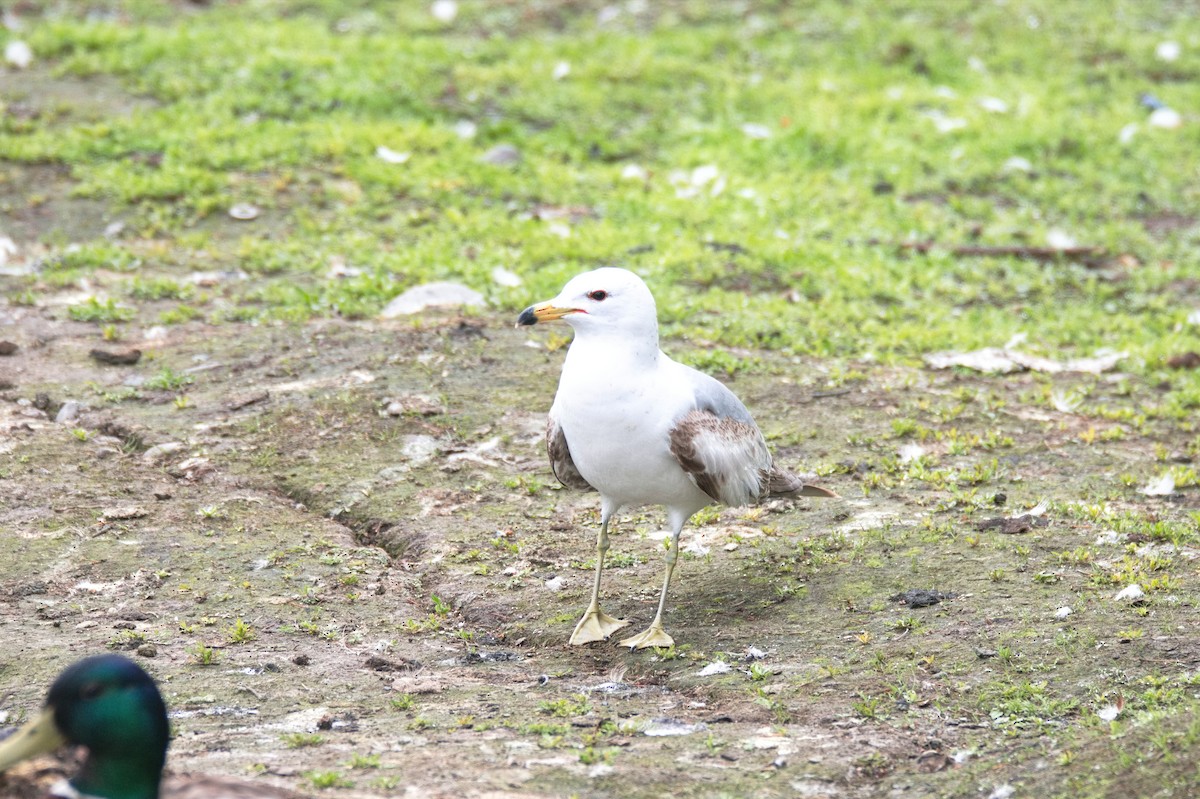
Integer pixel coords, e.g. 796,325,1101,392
517,267,837,649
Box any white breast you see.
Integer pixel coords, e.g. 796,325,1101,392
552,342,711,513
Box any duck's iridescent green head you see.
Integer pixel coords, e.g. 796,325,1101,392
0,654,169,799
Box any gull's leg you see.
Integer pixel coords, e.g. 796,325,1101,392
619,511,687,650
569,508,629,645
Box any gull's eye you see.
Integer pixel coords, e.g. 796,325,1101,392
587,290,608,301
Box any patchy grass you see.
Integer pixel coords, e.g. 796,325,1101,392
0,1,1197,382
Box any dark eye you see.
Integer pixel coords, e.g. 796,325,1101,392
587,290,608,301
79,681,105,700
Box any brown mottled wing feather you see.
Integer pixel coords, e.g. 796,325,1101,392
0,754,71,799
546,415,594,491
668,409,772,507
766,467,840,498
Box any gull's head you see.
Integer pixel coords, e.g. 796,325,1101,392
516,267,658,339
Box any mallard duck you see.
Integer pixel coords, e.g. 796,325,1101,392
0,654,302,799
517,267,838,649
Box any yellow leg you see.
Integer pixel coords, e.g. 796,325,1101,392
569,517,629,645
619,523,682,650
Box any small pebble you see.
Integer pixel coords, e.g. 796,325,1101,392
481,144,521,166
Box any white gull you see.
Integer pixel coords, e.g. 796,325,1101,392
517,267,837,649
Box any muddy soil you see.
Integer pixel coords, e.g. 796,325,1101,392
2,298,1197,799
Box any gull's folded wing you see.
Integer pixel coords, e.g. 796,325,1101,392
546,409,594,491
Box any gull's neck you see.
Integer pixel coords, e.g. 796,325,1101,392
566,324,661,371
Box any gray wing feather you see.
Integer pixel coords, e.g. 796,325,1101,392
688,370,758,426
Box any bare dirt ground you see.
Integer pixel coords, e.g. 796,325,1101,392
2,296,1198,798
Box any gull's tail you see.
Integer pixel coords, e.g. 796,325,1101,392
766,467,839,498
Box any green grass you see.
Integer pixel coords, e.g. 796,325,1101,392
1,0,1197,390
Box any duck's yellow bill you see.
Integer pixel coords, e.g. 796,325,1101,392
0,708,66,771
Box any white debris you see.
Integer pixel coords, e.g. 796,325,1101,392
1156,41,1182,62
1003,156,1033,173
1119,123,1139,144
898,443,926,464
0,236,17,266
744,646,767,661
1097,704,1121,722
741,123,772,139
379,282,485,317
544,576,565,592
399,435,439,465
326,258,362,279
987,786,1015,799
190,269,248,286
978,97,1009,113
491,267,522,287
691,164,720,186
1049,389,1083,413
1139,472,1176,496
925,347,1126,375
552,61,571,80
228,203,259,221
643,718,706,737
1024,499,1049,517
927,111,967,133
430,0,457,23
697,661,732,677
620,163,648,181
547,222,570,238
453,119,478,139
1114,584,1145,602
143,442,185,463
924,348,1020,373
4,40,32,69
1149,107,1183,129
1054,606,1072,619
375,146,410,164
481,143,521,165
1045,229,1077,249
1188,309,1200,326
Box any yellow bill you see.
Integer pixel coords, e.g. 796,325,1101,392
0,708,66,771
516,302,582,326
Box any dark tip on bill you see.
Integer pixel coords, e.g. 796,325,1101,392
516,306,538,327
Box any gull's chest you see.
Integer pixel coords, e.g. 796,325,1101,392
552,355,697,502
554,354,683,442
